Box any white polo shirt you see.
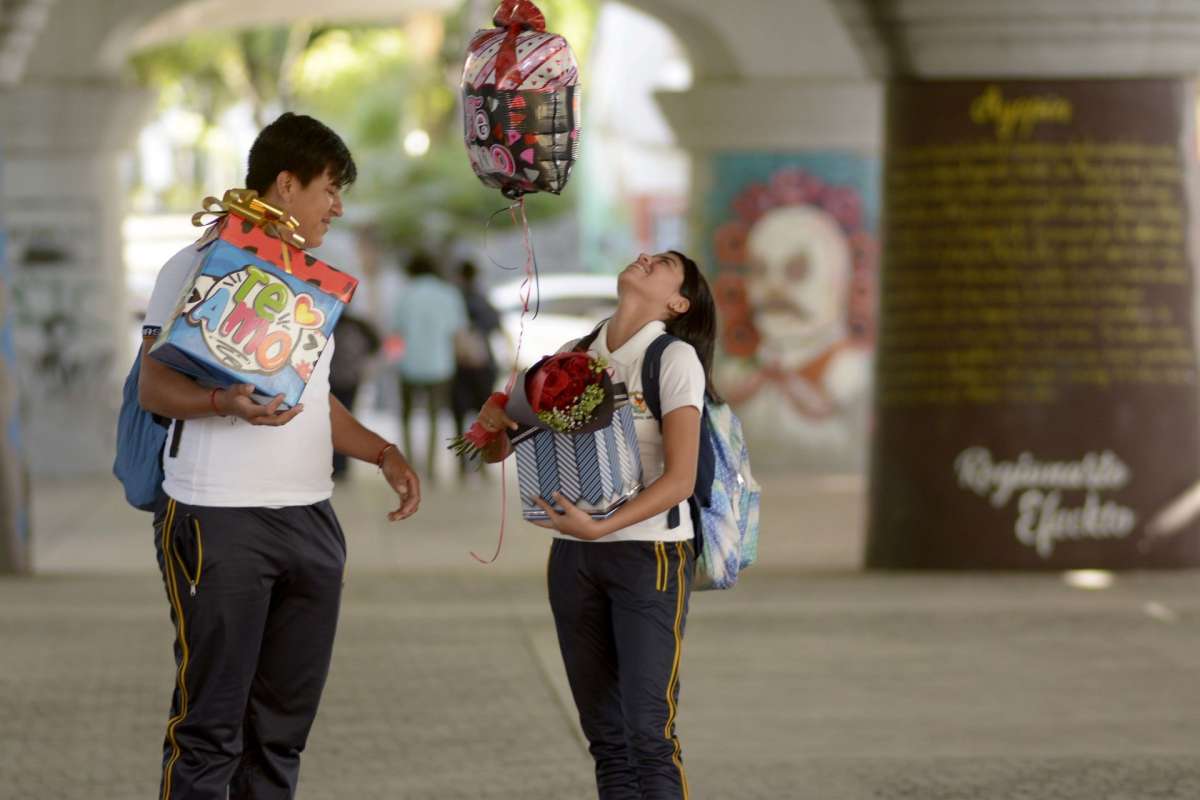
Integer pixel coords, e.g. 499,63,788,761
142,239,336,508
556,319,706,543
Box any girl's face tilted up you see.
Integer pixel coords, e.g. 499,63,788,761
617,252,691,319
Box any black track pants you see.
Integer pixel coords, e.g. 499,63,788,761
548,538,695,800
153,496,346,800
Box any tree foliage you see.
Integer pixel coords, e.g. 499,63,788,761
127,0,598,250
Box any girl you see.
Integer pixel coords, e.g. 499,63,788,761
475,250,720,799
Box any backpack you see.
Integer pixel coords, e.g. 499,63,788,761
115,239,209,510
577,327,761,590
112,354,177,511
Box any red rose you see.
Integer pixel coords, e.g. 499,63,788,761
565,357,590,379
536,369,571,411
529,353,602,412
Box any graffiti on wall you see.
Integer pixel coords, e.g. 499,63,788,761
1,189,32,565
707,153,880,471
6,202,118,475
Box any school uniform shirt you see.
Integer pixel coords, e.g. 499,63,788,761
142,237,336,507
556,319,706,544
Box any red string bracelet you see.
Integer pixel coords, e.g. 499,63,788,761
375,442,397,469
210,387,224,417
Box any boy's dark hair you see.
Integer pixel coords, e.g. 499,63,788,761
245,112,357,194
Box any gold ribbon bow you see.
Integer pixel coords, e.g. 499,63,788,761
192,188,307,273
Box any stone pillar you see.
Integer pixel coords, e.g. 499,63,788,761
0,82,154,479
843,2,1200,567
0,141,31,573
658,80,884,472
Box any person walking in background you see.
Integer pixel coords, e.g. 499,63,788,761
451,260,501,481
329,312,381,480
393,252,467,485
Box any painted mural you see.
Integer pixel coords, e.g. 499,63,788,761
707,152,880,471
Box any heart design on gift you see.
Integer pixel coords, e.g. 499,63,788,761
293,294,325,328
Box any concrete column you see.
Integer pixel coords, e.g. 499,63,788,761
0,82,154,480
658,79,884,472
843,1,1200,567
0,143,30,573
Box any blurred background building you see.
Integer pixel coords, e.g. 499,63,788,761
5,0,1200,572
0,0,880,571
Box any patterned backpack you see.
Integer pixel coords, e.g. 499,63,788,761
641,334,761,590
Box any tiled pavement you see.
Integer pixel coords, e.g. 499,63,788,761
3,473,1199,799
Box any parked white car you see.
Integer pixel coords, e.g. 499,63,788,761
488,273,618,370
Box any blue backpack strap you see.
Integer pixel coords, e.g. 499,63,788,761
641,333,716,533
639,333,676,424
641,334,683,528
168,419,185,458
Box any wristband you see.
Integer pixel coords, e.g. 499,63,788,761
375,442,398,468
210,387,224,417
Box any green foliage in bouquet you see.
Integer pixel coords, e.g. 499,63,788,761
537,382,606,433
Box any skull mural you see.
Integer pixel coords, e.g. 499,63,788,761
744,205,852,371
712,162,878,471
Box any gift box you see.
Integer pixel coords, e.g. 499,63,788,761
149,191,357,408
508,371,644,521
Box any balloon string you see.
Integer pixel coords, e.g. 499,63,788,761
503,197,538,392
483,202,523,271
472,196,537,565
470,454,510,565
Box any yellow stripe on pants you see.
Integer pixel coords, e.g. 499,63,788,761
160,499,194,800
663,541,690,798
655,542,666,592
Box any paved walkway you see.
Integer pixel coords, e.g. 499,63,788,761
4,473,1200,798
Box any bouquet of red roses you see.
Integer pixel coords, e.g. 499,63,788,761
449,351,610,462
527,352,608,432
450,343,641,527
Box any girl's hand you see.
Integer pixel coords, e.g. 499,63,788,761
468,394,518,463
476,396,518,434
532,493,609,541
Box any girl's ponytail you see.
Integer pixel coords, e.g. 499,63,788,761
665,250,723,405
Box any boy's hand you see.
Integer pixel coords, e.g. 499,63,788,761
381,449,421,521
218,384,304,426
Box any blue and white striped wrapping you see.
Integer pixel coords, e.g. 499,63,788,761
513,404,643,521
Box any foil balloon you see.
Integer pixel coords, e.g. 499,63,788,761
461,0,581,199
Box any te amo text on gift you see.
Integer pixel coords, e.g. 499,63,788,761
184,264,328,377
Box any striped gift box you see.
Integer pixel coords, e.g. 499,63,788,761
513,403,643,521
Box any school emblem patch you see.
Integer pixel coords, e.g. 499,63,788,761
630,390,650,418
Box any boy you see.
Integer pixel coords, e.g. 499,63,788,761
139,112,420,800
